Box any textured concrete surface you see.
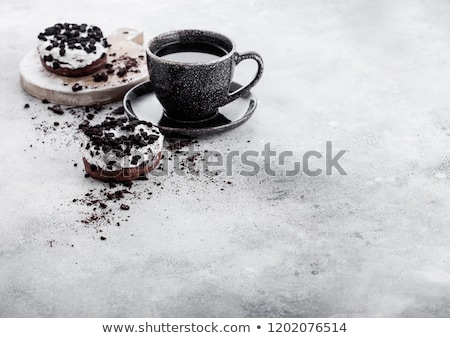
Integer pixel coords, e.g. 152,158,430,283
1,0,450,317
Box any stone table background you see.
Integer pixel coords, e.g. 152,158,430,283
1,0,450,317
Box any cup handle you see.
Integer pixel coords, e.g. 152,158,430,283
224,51,264,105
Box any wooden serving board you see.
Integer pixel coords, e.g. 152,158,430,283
19,28,148,106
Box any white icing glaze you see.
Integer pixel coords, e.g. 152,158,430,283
37,25,108,70
81,123,163,171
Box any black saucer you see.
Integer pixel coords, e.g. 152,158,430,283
123,81,257,136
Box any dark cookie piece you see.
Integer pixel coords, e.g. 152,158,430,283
48,105,64,115
93,72,108,82
72,83,83,92
112,107,125,115
116,67,127,77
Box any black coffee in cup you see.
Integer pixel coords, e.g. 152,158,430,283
156,42,227,63
146,29,264,122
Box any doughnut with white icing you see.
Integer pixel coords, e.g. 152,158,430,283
37,23,110,77
80,116,163,182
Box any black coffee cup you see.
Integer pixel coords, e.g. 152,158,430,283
146,29,264,122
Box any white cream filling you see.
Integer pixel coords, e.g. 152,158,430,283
81,124,163,171
37,28,108,70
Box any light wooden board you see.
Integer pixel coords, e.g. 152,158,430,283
19,28,148,106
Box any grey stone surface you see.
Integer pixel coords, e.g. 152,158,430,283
1,0,450,317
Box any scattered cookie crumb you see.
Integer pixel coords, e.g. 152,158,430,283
48,105,64,115
72,83,83,92
93,72,108,82
112,106,125,115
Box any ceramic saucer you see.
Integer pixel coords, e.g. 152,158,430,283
123,81,257,136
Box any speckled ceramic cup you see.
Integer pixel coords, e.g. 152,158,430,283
146,29,264,122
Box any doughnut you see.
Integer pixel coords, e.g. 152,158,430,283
37,23,110,77
80,116,163,182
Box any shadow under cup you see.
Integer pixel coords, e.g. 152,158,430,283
146,29,263,122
